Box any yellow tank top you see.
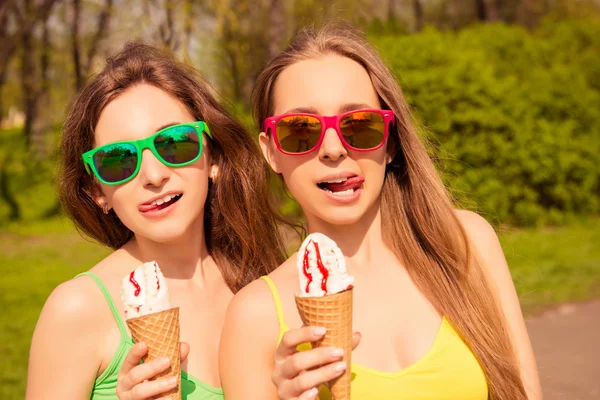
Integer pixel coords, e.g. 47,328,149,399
261,276,488,399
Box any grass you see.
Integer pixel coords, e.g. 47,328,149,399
500,218,600,314
0,216,598,399
0,217,109,400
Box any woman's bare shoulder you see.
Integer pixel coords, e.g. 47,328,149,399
224,255,297,335
42,248,132,325
268,253,298,284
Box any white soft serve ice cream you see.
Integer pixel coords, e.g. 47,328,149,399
121,261,172,319
297,233,354,297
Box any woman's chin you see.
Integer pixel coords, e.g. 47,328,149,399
312,208,366,227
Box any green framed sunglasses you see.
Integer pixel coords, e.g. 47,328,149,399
82,121,211,185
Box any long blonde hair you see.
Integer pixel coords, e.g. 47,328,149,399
252,23,527,399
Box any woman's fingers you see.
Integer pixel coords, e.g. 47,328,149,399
276,326,326,361
118,342,148,380
272,326,360,399
281,360,347,398
118,357,171,392
299,387,320,399
124,375,178,400
279,346,344,380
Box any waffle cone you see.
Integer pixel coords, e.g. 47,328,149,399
295,288,353,400
126,307,181,400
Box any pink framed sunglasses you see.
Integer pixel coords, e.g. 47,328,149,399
264,109,395,155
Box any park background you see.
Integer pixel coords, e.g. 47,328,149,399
0,0,598,398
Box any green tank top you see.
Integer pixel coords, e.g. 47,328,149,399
77,272,224,400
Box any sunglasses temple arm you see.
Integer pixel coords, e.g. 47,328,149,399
204,123,212,139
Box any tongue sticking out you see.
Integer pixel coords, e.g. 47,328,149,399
138,194,182,213
320,176,364,193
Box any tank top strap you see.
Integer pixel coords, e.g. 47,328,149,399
260,276,288,344
76,271,128,340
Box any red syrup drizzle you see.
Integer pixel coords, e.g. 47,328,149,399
154,263,160,290
303,246,313,293
312,242,329,293
302,240,330,294
129,271,141,296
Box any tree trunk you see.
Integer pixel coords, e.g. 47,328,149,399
87,0,113,67
21,0,36,148
72,0,83,91
159,0,178,50
413,0,423,32
268,0,284,61
182,0,194,58
476,0,500,22
31,13,51,158
0,9,9,121
0,155,21,221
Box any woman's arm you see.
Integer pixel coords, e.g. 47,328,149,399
26,279,106,400
219,279,281,399
458,210,543,400
219,279,353,400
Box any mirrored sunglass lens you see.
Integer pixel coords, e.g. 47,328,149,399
93,143,138,183
276,115,322,153
154,125,200,164
340,111,385,149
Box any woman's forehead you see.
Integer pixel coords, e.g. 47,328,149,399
272,54,380,116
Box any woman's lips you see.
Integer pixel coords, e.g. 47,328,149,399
138,194,183,213
317,176,364,193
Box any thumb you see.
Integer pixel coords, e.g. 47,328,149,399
180,342,190,362
351,332,362,351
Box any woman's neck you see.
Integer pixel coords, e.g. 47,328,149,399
306,200,390,268
126,217,211,282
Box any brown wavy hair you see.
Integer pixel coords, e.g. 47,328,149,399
59,42,288,292
252,24,527,399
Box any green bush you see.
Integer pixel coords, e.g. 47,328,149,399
371,19,600,225
0,127,59,224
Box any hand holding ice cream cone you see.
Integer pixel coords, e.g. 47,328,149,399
119,261,182,400
295,233,354,400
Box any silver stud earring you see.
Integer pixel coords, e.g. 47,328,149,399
101,203,110,214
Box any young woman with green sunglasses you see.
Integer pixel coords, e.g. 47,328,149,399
26,42,289,400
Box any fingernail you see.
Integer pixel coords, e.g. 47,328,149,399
167,376,178,385
333,361,347,373
313,327,326,336
331,348,344,357
308,387,319,398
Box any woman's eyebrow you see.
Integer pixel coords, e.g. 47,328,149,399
283,103,375,115
283,107,319,114
154,122,180,132
338,103,374,113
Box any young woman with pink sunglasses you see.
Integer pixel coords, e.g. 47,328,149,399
219,23,542,400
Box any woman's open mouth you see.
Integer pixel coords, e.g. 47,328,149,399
139,193,183,213
317,176,364,197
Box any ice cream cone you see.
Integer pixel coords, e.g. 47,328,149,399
295,288,353,400
126,307,181,400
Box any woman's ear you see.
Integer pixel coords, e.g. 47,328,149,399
385,132,399,165
209,163,220,181
258,131,281,174
83,181,111,214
